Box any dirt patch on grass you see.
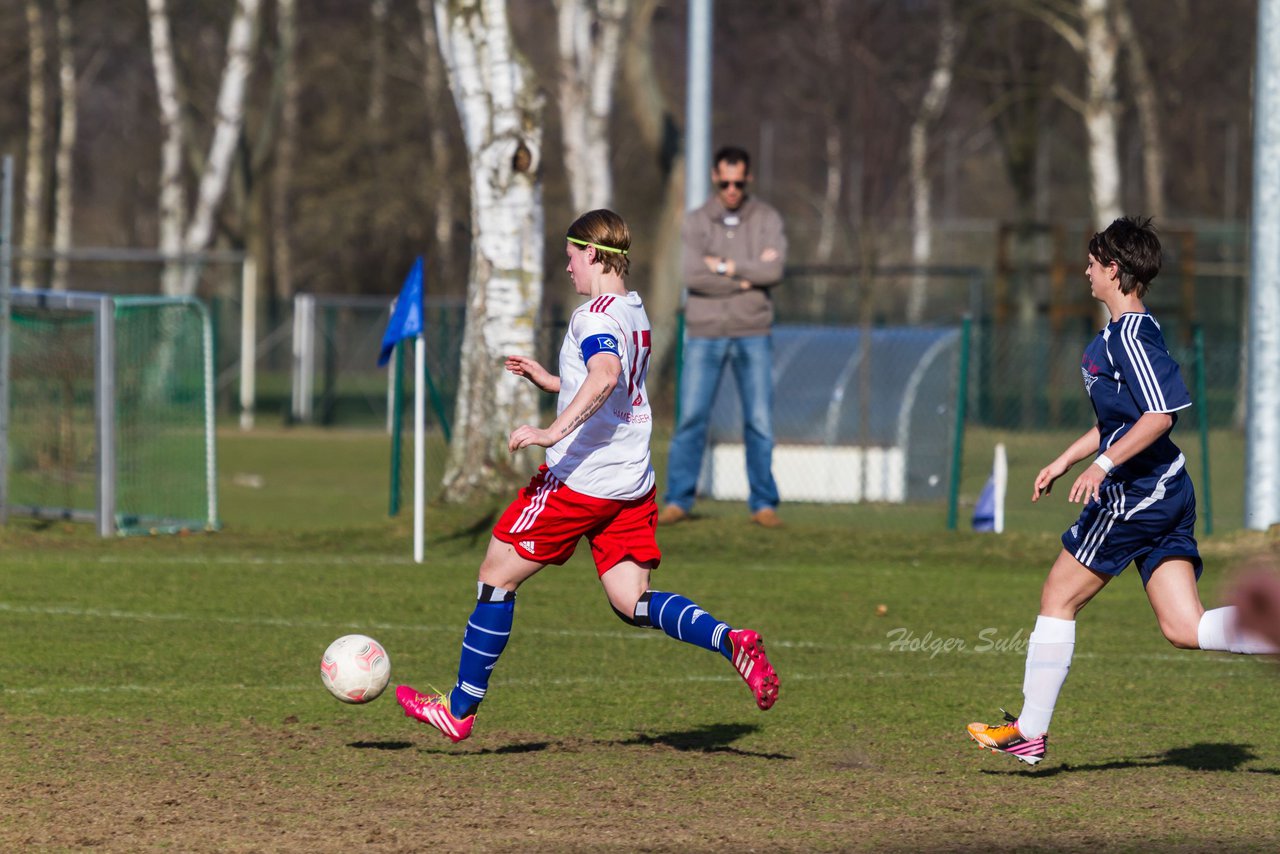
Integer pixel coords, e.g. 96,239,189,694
5,716,1280,852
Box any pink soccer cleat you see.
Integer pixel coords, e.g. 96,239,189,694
396,685,475,743
727,628,779,710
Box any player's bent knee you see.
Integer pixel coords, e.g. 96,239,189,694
1160,622,1199,649
610,590,655,628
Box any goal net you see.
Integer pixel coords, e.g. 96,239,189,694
4,290,218,535
702,324,963,504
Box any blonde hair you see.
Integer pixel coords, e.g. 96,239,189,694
566,209,631,276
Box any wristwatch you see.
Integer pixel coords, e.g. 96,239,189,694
715,259,728,275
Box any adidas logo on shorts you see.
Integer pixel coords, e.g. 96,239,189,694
519,539,536,554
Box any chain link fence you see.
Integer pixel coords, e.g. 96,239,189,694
7,223,1247,517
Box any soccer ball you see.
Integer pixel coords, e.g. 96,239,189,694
320,634,391,703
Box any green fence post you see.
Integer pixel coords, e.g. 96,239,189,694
209,295,222,416
946,316,972,530
320,305,338,424
1194,325,1213,535
423,354,451,444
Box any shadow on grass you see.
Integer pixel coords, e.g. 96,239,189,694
414,741,554,757
394,725,790,759
349,740,414,750
983,742,1279,776
615,723,793,760
433,508,499,545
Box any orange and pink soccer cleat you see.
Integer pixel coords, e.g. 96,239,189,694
967,710,1048,766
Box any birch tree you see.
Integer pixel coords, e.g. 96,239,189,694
907,0,962,324
1078,0,1121,228
21,0,47,289
146,0,261,296
1033,0,1122,229
554,0,627,213
146,0,185,296
272,0,299,299
434,0,545,500
51,0,76,291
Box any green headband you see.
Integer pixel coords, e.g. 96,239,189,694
567,236,628,255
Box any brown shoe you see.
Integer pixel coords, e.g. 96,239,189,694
751,508,783,528
657,505,688,525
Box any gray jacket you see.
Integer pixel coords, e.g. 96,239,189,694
681,195,787,338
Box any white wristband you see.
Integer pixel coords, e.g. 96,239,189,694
1094,453,1115,474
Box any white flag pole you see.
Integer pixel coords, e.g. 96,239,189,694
993,442,1007,534
413,333,425,563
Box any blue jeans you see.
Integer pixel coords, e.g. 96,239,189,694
664,334,779,514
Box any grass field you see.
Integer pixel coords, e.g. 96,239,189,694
3,426,1280,851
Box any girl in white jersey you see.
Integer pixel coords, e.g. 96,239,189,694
396,210,779,743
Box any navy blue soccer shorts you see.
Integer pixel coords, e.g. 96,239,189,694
1061,474,1203,585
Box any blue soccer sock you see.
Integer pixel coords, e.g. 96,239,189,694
448,583,515,718
641,591,732,661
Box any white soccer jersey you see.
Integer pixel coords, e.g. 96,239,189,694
546,291,655,500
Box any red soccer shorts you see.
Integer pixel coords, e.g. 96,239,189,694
493,466,661,575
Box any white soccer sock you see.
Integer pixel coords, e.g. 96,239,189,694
1017,615,1076,739
1197,606,1280,654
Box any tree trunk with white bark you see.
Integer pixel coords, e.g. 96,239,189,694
51,0,76,291
555,0,626,213
1080,0,1122,229
176,0,260,296
146,0,187,295
435,0,545,500
1031,0,1123,230
148,0,260,297
272,0,299,300
21,0,47,289
907,0,961,324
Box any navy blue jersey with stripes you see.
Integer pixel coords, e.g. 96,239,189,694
1083,312,1191,492
1065,311,1200,581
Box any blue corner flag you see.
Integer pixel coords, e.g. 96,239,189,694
972,475,996,532
972,442,1007,533
378,257,424,366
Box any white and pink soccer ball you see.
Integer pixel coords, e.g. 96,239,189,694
320,634,391,703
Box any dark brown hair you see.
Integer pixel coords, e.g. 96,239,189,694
714,146,751,174
1088,216,1161,298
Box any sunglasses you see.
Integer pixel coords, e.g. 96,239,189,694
717,180,746,190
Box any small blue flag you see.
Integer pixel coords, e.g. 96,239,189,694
972,474,996,532
378,257,424,366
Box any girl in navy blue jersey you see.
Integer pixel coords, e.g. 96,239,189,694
966,217,1277,766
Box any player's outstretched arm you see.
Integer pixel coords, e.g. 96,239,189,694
505,354,560,394
507,353,621,452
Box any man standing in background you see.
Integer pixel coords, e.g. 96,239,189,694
659,147,787,528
